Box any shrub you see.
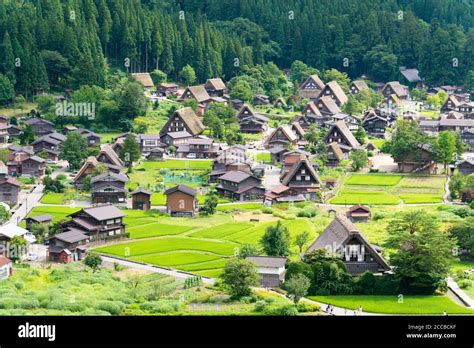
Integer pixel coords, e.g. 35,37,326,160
296,302,320,313
296,206,317,218
266,304,298,316
15,299,40,309
372,211,388,221
254,300,267,312
97,301,123,315
458,279,472,289
262,207,273,214
14,281,24,290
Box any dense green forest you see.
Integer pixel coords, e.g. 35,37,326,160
0,0,473,98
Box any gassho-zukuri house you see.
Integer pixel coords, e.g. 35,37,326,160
306,215,391,275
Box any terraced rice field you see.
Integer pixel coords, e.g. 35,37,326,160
94,215,317,278
330,174,446,205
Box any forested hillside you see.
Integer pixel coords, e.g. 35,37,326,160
0,0,473,97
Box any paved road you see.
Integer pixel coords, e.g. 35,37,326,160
8,184,44,225
100,255,216,285
263,166,282,190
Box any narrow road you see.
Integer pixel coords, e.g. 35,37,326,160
100,255,216,285
8,184,44,225
443,175,451,204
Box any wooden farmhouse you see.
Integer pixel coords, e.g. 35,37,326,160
62,204,127,241
91,171,129,204
25,214,53,230
23,118,55,137
131,73,154,90
47,229,89,263
97,144,124,168
281,156,322,201
324,121,360,152
298,75,325,100
457,159,474,176
346,205,371,222
307,215,391,275
216,171,264,201
179,86,212,115
204,78,226,97
73,156,121,189
0,162,21,204
164,185,198,217
362,109,393,138
349,80,369,95
381,81,408,100
318,81,348,106
266,125,298,150
395,144,436,173
157,82,178,97
131,187,152,211
326,142,347,167
246,256,287,287
160,108,205,138
315,96,341,116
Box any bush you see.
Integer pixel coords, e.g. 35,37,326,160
458,279,472,289
265,304,298,316
372,211,388,221
15,299,40,309
296,302,320,313
254,300,267,312
262,207,273,214
97,301,123,315
296,206,317,218
14,281,24,290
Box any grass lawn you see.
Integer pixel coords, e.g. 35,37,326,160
368,138,385,149
40,193,65,204
255,152,271,163
140,160,212,170
330,190,401,205
308,295,474,314
95,236,238,257
128,222,194,239
345,174,402,186
97,132,122,144
217,203,264,211
331,174,446,205
28,206,80,222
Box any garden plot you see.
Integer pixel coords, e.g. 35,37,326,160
330,174,446,205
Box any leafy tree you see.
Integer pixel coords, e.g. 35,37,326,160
19,125,35,145
84,254,103,273
342,95,364,115
433,131,456,173
0,74,14,105
355,127,367,145
294,231,310,256
0,205,10,224
363,44,398,81
284,273,311,304
384,120,429,163
221,258,259,298
322,69,350,92
118,80,148,120
199,188,218,215
179,65,196,85
238,243,260,259
229,80,253,102
350,149,368,172
43,176,65,194
98,100,120,128
290,60,319,86
150,69,167,85
385,210,454,294
449,217,474,256
260,221,291,257
60,132,89,170
120,134,141,166
204,103,237,139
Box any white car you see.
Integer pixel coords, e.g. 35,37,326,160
186,153,197,159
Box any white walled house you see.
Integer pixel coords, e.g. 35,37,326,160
246,256,287,287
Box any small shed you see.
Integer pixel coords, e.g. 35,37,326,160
25,214,53,230
147,147,165,161
346,204,371,222
132,187,153,211
0,255,12,280
246,256,287,288
164,185,198,217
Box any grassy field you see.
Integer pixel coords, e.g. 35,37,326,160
308,295,473,314
1,263,297,316
140,160,212,170
330,174,446,205
40,193,66,205
254,152,272,163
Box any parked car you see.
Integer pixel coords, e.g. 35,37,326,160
186,153,197,159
